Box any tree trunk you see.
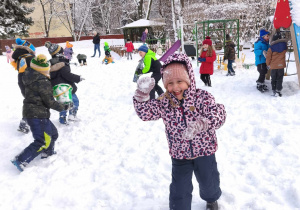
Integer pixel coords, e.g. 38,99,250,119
145,0,153,20
164,0,175,43
138,0,144,19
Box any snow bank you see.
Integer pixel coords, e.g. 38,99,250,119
0,40,300,209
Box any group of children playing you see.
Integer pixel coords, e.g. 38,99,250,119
8,38,84,172
6,28,288,210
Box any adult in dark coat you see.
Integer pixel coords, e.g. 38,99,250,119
92,31,101,57
45,41,84,124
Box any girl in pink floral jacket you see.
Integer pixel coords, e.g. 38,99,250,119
133,53,226,210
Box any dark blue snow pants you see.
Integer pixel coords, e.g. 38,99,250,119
169,154,221,210
17,119,58,165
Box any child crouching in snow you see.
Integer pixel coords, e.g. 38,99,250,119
11,54,73,172
77,54,87,66
102,50,114,64
198,36,216,87
133,53,226,210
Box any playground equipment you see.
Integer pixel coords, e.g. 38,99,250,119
273,0,300,85
216,53,246,72
195,19,240,66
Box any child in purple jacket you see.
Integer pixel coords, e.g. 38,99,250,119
133,53,226,210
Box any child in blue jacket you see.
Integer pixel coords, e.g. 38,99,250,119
254,29,270,92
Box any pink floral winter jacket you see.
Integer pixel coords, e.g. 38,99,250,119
133,53,226,159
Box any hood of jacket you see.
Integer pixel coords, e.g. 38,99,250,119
270,39,288,53
225,40,235,48
160,53,196,107
145,49,157,60
161,53,196,93
23,67,48,86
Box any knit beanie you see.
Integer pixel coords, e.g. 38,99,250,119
260,29,270,38
66,41,73,48
15,38,36,52
272,32,282,42
202,36,212,46
226,34,231,40
138,44,148,53
162,63,190,88
30,54,50,78
45,41,63,56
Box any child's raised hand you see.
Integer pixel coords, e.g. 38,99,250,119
134,77,155,102
182,118,210,140
137,77,155,93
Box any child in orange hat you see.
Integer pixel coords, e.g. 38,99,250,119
64,41,74,61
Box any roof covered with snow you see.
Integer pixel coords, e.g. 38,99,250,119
120,19,165,29
291,0,300,26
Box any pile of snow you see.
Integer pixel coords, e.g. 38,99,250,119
0,40,300,209
291,0,300,26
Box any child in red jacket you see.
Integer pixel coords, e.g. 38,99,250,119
198,36,216,87
125,39,134,60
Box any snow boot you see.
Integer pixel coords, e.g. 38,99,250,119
17,119,30,134
68,109,78,121
257,84,264,93
59,115,68,125
276,90,282,97
262,84,268,91
11,158,25,172
206,201,218,210
41,149,57,159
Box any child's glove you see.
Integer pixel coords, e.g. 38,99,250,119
64,102,74,111
263,50,267,58
136,68,143,75
182,118,210,140
134,77,155,102
198,58,206,62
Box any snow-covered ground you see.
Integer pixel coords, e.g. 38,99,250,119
0,40,300,210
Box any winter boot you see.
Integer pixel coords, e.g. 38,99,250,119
11,158,25,172
41,149,57,159
80,63,83,66
276,90,282,97
262,84,268,91
83,62,87,65
17,119,30,134
257,84,264,92
59,115,68,125
206,201,218,210
68,109,78,121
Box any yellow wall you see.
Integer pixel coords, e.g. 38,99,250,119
26,1,73,38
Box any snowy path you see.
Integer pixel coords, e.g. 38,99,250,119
0,40,300,209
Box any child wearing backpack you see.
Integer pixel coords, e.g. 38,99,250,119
133,53,226,210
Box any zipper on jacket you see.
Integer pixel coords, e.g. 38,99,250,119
179,100,194,158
